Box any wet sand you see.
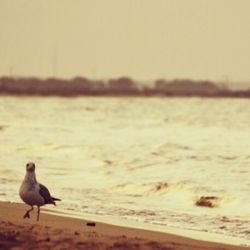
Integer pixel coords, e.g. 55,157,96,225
0,202,249,250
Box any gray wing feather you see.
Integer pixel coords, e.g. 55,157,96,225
39,184,55,204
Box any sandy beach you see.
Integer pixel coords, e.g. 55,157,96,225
0,202,249,250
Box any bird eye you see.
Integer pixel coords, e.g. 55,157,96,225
26,163,29,167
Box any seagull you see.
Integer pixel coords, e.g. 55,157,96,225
19,162,61,221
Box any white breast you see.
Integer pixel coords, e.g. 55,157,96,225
19,181,45,206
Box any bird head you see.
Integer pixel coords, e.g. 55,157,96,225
26,162,36,172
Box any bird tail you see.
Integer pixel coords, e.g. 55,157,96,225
51,197,61,206
52,197,61,201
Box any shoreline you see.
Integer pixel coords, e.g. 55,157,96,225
0,202,249,250
44,207,250,246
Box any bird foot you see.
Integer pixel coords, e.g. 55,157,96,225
23,212,30,219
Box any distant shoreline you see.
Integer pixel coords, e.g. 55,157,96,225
1,76,250,98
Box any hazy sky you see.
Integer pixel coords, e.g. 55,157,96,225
1,0,250,82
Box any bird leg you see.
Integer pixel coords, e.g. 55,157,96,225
37,206,40,221
23,206,33,219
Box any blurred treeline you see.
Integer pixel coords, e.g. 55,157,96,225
0,76,250,97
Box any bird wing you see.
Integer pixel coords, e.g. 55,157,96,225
38,183,54,204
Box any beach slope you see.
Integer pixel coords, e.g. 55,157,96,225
0,202,249,250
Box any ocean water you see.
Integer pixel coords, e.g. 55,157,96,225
1,96,250,239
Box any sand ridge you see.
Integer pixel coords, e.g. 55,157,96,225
0,202,249,250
